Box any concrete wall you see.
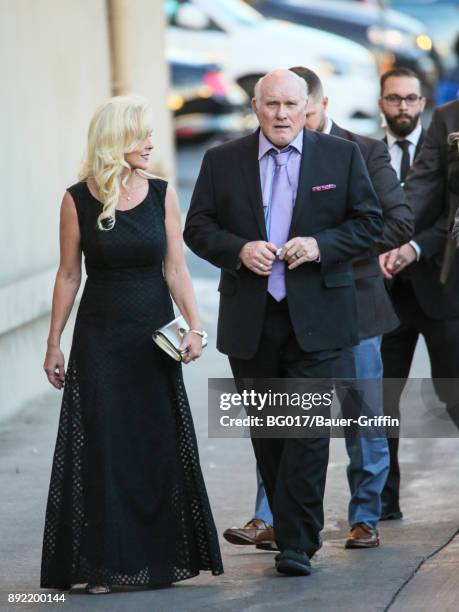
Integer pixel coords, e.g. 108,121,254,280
0,0,174,421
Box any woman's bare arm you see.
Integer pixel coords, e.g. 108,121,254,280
44,191,82,388
163,185,204,364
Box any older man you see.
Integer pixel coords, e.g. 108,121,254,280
224,67,413,553
184,69,382,576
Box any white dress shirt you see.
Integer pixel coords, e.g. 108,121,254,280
322,116,333,135
386,123,423,182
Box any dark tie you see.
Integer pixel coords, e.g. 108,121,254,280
396,140,411,184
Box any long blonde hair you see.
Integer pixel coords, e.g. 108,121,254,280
79,95,154,230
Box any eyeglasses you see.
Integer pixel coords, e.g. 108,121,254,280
382,94,423,107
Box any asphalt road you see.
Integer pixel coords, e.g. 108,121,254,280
1,277,459,612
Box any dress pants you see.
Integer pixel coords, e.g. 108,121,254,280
229,295,340,557
254,467,273,525
253,336,390,530
382,278,459,514
334,336,389,530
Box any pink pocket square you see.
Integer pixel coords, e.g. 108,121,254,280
312,184,336,192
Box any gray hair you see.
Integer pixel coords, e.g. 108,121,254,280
253,69,308,107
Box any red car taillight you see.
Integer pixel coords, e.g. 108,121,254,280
203,70,230,97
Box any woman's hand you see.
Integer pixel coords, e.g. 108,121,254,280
179,332,203,365
44,346,66,389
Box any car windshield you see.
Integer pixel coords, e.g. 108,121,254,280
171,62,217,85
211,0,263,26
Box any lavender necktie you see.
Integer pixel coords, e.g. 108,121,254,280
268,147,294,302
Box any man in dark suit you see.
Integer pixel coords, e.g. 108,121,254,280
295,66,414,547
379,73,459,521
222,66,412,552
413,100,459,286
184,69,383,576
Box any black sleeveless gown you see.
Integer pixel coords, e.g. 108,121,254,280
40,179,223,588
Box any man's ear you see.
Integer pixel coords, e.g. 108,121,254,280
322,96,329,112
251,97,258,114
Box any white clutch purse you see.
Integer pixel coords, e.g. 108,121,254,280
152,315,208,361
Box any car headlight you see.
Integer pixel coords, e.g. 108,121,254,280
168,94,185,112
416,34,432,52
367,26,416,52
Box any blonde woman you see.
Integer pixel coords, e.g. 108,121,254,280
40,95,223,593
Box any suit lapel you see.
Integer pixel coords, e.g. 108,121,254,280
289,129,317,237
381,130,424,158
414,128,425,160
240,131,267,240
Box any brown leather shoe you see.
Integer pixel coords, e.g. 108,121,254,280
345,523,380,549
223,519,274,546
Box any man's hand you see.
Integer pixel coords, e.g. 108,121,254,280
239,241,277,276
379,249,397,279
279,237,320,270
380,243,417,278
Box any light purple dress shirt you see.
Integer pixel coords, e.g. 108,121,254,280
258,130,304,300
258,130,303,237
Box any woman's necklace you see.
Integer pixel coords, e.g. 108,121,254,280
121,178,145,201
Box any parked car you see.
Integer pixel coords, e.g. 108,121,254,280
168,49,255,141
165,0,381,134
250,0,440,101
389,1,459,71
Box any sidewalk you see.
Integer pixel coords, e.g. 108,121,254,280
1,279,458,612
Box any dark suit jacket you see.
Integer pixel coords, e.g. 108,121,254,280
331,122,413,339
450,148,459,197
451,146,459,243
403,100,459,318
184,128,383,358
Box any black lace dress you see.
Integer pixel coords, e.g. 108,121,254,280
40,179,223,589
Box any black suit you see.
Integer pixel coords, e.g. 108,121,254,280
331,122,413,339
184,128,382,556
381,104,459,516
330,123,413,529
185,129,383,358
